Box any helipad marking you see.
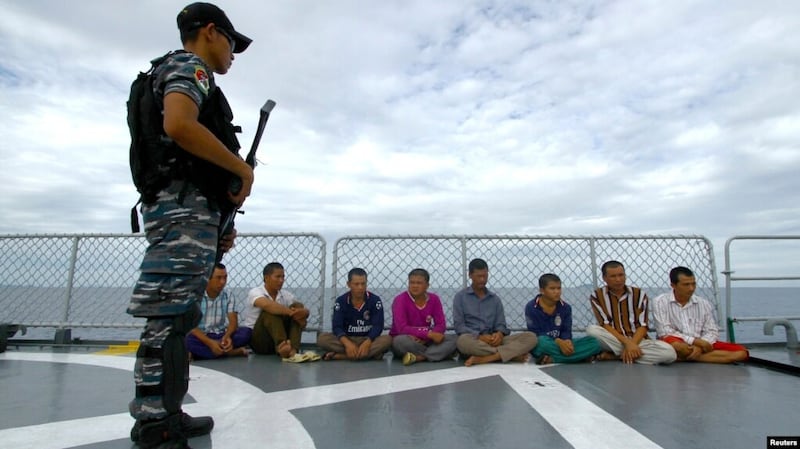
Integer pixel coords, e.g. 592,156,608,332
0,352,662,449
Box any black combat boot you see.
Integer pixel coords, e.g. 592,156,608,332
136,413,189,449
132,411,214,443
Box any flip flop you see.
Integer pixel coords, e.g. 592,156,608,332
322,351,337,361
402,352,417,366
304,350,321,362
282,353,307,363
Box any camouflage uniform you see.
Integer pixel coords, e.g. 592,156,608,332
127,51,221,421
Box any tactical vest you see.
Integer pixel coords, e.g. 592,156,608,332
127,51,241,231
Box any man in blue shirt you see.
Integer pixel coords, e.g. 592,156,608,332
525,273,607,364
453,258,537,366
317,267,392,360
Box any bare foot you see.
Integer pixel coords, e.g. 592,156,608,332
464,353,501,367
277,340,295,358
511,353,530,363
593,351,617,362
229,347,251,357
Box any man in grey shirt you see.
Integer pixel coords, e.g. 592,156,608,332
453,258,538,366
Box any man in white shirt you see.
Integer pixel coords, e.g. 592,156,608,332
241,262,310,358
652,266,748,364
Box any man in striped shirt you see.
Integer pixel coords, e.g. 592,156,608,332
586,260,676,364
652,266,748,363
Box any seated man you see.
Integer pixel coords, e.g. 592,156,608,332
586,260,676,364
389,268,457,365
241,262,310,358
453,258,538,367
653,266,748,364
186,263,252,359
317,267,392,361
524,273,608,364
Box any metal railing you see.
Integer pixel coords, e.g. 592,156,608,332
723,235,800,343
1,233,718,340
332,234,718,332
0,233,327,338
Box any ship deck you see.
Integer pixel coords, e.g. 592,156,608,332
1,342,798,449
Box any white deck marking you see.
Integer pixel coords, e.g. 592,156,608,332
0,352,662,449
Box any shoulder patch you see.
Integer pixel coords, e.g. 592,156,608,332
194,66,210,94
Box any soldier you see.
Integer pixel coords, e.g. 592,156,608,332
126,3,253,448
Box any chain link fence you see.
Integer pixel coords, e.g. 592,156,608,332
1,233,715,339
0,233,326,339
331,235,717,332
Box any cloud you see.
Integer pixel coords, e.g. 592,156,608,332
0,0,799,275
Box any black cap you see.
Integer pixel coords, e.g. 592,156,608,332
177,2,252,53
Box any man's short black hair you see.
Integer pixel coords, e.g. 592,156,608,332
348,267,367,282
263,262,284,277
669,266,694,284
408,268,430,283
468,258,488,274
215,262,226,271
601,260,624,276
538,273,561,289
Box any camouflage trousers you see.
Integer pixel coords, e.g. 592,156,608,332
130,306,200,420
127,181,220,420
128,181,221,317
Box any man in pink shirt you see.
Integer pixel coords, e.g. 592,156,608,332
389,268,457,365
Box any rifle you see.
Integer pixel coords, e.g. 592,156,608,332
217,99,276,262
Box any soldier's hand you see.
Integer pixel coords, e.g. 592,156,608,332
219,228,237,253
228,165,254,207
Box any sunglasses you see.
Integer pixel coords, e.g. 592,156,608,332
216,27,235,53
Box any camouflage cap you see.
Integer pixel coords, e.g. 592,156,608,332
177,2,252,53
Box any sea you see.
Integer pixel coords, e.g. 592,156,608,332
3,286,798,346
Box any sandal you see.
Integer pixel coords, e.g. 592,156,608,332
322,351,337,361
304,350,321,362
282,353,308,363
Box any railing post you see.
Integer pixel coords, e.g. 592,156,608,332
460,237,468,289
56,236,80,344
317,238,327,336
723,236,736,342
589,237,598,288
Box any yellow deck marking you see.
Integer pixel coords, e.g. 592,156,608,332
93,341,139,355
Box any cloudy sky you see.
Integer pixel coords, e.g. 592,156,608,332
1,0,799,273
